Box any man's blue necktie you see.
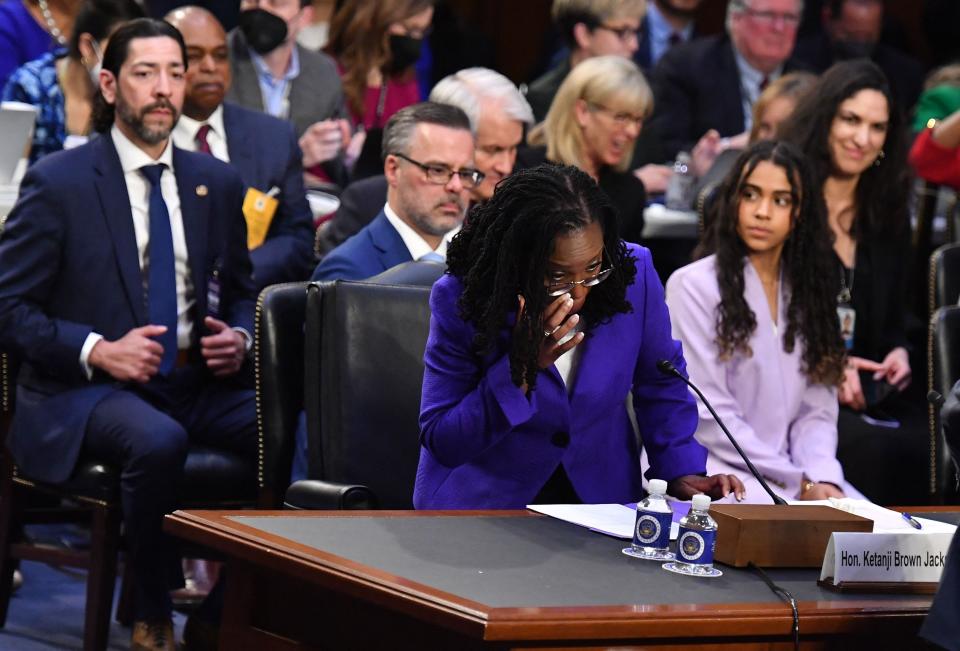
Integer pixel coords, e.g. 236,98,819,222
140,164,178,374
419,251,444,263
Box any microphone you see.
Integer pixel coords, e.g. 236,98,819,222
657,359,788,506
928,390,945,409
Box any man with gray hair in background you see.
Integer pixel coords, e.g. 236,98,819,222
649,0,807,162
314,68,533,258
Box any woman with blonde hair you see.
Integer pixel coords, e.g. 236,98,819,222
528,55,653,244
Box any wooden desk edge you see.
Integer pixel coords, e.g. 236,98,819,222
165,509,936,642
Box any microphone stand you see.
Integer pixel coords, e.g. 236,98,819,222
657,359,788,505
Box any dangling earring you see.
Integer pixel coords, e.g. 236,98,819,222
874,150,885,167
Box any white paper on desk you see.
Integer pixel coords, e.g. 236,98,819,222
526,503,682,541
527,504,634,539
788,499,957,534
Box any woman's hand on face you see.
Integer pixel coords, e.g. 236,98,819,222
668,474,746,502
800,482,845,501
516,294,585,372
875,346,911,391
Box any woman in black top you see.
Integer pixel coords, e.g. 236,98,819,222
780,60,924,504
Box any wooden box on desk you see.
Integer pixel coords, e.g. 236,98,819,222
711,504,873,567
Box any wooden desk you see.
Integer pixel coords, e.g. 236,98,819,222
165,510,937,650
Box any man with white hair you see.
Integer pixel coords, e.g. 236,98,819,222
429,67,534,201
314,67,533,258
649,0,808,160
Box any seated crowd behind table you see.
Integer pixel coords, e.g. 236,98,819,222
0,0,957,648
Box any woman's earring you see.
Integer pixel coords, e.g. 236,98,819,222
874,150,885,167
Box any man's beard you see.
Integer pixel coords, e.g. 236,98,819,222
116,95,178,145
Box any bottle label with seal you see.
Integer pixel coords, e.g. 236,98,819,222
633,510,672,548
677,527,716,565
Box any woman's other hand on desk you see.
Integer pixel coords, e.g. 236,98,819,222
669,473,746,502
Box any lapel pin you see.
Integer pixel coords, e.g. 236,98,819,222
195,184,208,197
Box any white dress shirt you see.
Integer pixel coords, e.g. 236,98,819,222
382,201,460,262
172,105,230,162
79,127,195,376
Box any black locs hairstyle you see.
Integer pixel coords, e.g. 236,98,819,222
91,18,188,133
697,141,847,386
446,163,637,390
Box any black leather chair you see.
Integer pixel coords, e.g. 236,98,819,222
254,281,311,507
0,280,308,649
930,243,960,314
929,306,960,503
293,280,434,510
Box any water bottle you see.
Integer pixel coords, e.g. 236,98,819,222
622,479,674,561
662,493,723,578
665,151,694,211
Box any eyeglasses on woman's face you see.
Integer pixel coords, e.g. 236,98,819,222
588,102,644,131
545,266,613,297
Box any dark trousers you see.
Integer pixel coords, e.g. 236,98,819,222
82,365,256,621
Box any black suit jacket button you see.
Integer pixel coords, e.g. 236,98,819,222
551,431,570,448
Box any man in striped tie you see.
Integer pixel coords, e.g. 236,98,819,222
0,18,257,650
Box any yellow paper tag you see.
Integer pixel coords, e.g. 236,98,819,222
242,187,279,250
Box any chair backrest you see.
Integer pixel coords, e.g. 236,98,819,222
929,305,960,501
254,281,310,505
305,281,433,509
367,261,446,286
930,243,960,314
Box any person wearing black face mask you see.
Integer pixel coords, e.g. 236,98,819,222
792,0,922,114
325,0,434,179
226,0,350,187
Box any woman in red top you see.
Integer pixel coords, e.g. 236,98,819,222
326,0,433,175
910,108,960,188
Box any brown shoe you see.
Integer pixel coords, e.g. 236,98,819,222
131,619,175,651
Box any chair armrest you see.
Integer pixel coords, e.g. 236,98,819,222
283,479,379,510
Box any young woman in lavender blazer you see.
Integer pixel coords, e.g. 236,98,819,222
666,141,864,504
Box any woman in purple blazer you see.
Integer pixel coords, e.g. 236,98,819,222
414,164,744,509
667,141,863,503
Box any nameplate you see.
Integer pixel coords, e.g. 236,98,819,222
820,531,954,586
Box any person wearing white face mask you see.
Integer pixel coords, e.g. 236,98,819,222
2,0,143,163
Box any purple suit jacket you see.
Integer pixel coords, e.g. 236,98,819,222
414,243,706,509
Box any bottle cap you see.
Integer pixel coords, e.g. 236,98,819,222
691,494,711,511
648,479,667,495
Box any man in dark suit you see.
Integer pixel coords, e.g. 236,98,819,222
311,102,478,281
314,67,535,260
634,0,702,72
226,0,348,184
0,19,256,650
168,6,313,289
791,0,923,114
649,0,807,160
525,0,646,123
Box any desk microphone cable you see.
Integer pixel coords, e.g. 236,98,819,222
748,562,799,651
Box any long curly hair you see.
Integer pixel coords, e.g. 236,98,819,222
326,0,434,123
447,163,637,390
696,141,846,386
778,59,909,241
